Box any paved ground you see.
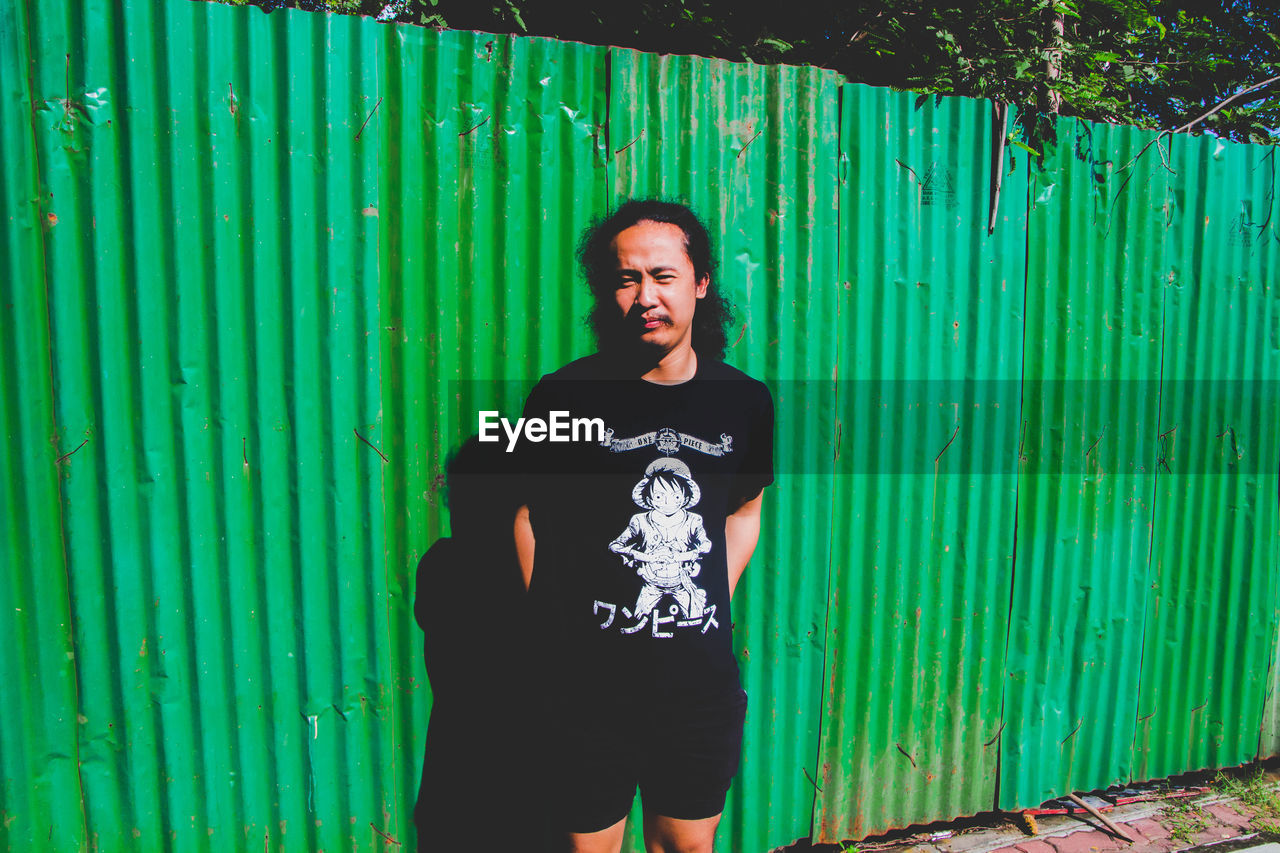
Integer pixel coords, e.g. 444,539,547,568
778,770,1279,853
922,795,1267,853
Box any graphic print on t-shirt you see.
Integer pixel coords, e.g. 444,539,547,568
591,429,733,639
599,425,733,457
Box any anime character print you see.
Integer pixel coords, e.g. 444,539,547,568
609,458,712,622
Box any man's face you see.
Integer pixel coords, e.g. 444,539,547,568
609,220,708,357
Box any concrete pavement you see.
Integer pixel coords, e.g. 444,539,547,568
780,779,1278,853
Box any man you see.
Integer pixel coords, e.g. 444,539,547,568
513,199,774,853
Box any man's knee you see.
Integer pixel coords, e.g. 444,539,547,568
566,814,627,853
642,812,721,853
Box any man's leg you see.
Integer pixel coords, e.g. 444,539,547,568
545,697,637,852
636,690,746,853
568,815,628,853
641,812,721,853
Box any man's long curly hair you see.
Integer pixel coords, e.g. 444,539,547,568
579,199,734,361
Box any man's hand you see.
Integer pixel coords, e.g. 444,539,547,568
725,490,764,599
514,504,535,591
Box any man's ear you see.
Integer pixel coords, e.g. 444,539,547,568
695,274,709,299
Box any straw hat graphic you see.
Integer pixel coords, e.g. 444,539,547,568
631,457,700,509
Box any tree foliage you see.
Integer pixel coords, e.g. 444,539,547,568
218,0,1280,144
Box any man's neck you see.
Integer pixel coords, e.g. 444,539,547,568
640,345,698,385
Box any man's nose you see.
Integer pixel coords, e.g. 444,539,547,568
635,275,659,307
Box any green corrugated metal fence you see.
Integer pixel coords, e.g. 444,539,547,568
819,83,1027,840
1,2,1277,851
1134,131,1280,783
1002,118,1168,808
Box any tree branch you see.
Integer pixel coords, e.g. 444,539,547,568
824,10,887,64
1174,74,1280,133
1116,73,1280,176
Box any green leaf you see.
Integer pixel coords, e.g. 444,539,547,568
507,2,525,30
1009,138,1041,157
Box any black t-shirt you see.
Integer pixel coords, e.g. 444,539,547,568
516,353,774,704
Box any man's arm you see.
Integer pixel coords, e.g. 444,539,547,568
725,490,764,599
514,504,535,591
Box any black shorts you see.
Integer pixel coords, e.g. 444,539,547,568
542,689,748,834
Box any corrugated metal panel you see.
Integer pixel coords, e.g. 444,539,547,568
607,50,843,853
1133,132,1280,778
16,2,391,850
816,87,1026,842
0,0,87,848
1000,117,1169,809
378,21,608,851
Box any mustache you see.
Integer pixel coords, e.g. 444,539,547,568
626,309,672,326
